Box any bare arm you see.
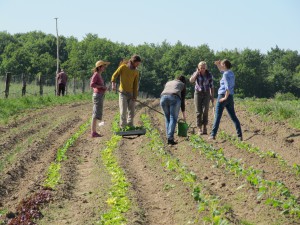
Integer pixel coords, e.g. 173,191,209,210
210,87,215,104
189,70,199,83
214,60,222,71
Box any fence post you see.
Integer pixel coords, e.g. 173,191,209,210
22,73,27,96
39,73,43,96
73,77,76,94
5,72,11,98
82,79,85,93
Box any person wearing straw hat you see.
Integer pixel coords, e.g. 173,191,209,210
111,54,141,128
90,60,110,138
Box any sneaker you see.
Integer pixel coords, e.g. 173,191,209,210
208,136,216,140
91,132,101,138
238,136,243,141
198,129,203,135
168,139,177,145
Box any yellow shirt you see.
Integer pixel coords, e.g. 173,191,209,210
111,64,139,98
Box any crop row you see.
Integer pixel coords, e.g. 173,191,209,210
98,114,131,225
189,135,300,218
43,119,91,189
141,114,231,225
6,119,90,224
218,131,300,176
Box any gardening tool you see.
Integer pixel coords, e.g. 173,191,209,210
115,129,146,136
211,100,215,119
115,89,164,116
114,89,191,136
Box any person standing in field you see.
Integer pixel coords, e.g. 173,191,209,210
90,60,110,138
189,61,214,135
209,59,242,141
111,55,141,128
56,69,68,96
160,75,187,145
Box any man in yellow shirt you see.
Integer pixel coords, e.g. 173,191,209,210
111,55,142,128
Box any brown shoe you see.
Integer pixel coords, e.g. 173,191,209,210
197,127,203,135
203,126,207,135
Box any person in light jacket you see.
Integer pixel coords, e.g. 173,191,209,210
209,59,242,141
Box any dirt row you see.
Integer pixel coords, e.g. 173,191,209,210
153,99,300,224
0,102,93,220
37,100,202,225
1,98,300,224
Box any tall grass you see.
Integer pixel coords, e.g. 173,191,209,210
237,97,300,129
0,92,118,124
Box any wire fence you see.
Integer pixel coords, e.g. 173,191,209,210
0,74,154,99
0,74,91,99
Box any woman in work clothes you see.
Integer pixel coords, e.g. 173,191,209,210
190,61,214,135
90,60,110,138
209,59,242,141
160,75,187,145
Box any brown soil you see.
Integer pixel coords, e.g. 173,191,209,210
1,98,300,225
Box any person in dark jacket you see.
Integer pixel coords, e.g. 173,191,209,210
160,75,186,145
56,69,68,96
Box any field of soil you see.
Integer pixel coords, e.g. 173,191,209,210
0,98,300,225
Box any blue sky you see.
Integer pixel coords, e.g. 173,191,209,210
0,0,299,53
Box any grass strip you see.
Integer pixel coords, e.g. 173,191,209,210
98,114,131,225
189,135,300,218
141,114,231,225
0,92,118,124
237,98,300,130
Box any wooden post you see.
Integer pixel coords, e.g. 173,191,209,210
22,73,27,96
54,18,59,96
82,79,85,93
73,77,76,94
39,73,43,96
5,72,11,98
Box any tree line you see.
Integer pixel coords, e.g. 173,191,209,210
0,31,299,98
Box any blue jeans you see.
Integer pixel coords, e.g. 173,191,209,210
211,94,242,137
160,95,181,141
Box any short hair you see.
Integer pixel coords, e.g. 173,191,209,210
130,54,142,63
198,61,207,69
222,59,232,69
176,75,186,84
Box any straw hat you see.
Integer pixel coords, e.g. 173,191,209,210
95,60,110,68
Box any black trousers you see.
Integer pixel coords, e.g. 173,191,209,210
58,83,66,96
